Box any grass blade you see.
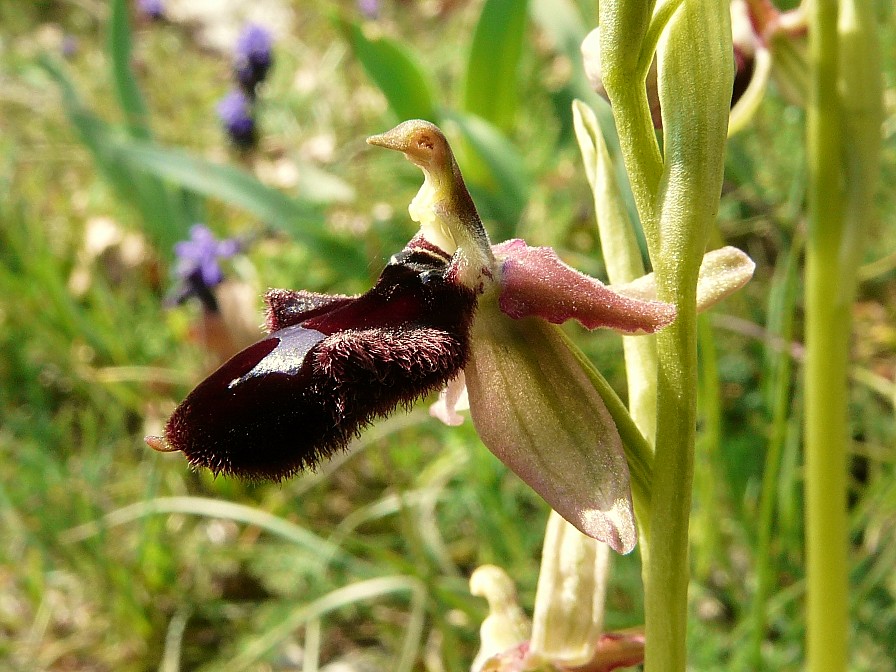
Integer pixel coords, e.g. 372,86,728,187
109,0,151,139
462,0,529,133
337,18,438,122
114,139,365,269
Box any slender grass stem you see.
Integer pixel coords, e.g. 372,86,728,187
804,0,881,669
749,238,800,669
804,239,850,672
804,0,846,669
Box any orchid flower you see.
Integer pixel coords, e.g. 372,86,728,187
471,512,645,672
147,120,754,554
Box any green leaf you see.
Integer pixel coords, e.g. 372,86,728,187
443,111,529,238
39,56,187,254
109,0,151,140
462,0,529,133
337,18,438,122
114,139,365,268
108,0,190,241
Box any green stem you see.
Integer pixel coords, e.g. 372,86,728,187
597,1,732,668
804,219,850,672
804,0,880,669
645,1,732,670
598,0,664,248
804,0,847,670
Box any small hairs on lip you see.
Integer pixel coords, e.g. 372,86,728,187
149,240,478,482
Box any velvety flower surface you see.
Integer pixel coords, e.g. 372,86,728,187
150,243,477,480
149,120,755,554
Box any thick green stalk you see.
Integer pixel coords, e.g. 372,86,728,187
597,0,731,667
804,1,846,670
646,1,732,671
804,0,880,669
803,205,849,672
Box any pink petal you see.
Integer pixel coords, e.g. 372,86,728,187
465,310,637,554
476,629,644,672
493,240,676,334
583,628,646,672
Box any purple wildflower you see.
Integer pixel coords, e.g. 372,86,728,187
61,35,79,59
138,0,165,20
357,0,380,20
234,24,273,94
216,89,257,149
170,225,240,311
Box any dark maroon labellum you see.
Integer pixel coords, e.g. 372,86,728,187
160,246,477,481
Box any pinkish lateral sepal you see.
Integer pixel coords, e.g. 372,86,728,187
494,240,676,334
465,312,636,554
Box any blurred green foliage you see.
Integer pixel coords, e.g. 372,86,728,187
0,1,894,671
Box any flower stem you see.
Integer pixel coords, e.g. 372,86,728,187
597,0,732,668
646,2,732,670
804,0,880,669
598,1,663,247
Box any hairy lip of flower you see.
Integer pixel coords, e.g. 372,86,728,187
149,244,477,481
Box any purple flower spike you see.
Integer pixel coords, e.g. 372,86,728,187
216,90,257,148
357,0,380,19
175,224,239,286
171,225,240,310
234,24,273,93
138,0,165,20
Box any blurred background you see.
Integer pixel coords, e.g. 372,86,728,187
0,0,894,670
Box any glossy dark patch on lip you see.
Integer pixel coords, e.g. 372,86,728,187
154,248,477,481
